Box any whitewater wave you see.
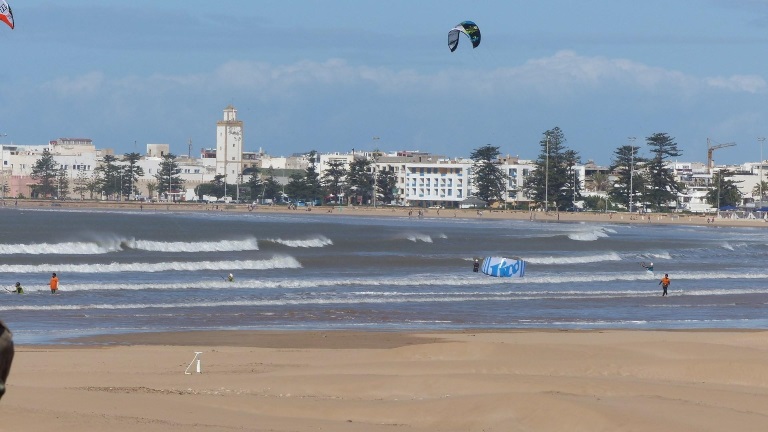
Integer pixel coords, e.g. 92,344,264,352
0,237,261,255
403,232,434,243
265,235,333,248
0,255,301,274
129,238,259,252
567,228,610,241
525,252,622,265
8,269,765,294
0,241,122,255
640,251,672,261
3,283,768,312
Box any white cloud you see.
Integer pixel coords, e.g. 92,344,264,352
39,51,766,103
41,71,106,97
206,51,766,98
705,75,766,93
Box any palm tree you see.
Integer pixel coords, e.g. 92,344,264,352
751,181,768,201
588,172,610,192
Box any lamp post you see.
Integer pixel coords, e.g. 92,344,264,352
572,167,577,210
545,133,549,212
628,137,636,213
372,137,380,208
759,137,766,205
717,170,721,218
0,133,6,203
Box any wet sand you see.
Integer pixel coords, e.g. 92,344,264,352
7,198,767,228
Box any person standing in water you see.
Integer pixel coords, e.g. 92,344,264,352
12,283,23,294
49,273,59,294
659,273,670,296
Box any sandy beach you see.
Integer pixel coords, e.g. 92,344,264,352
0,330,767,431
6,198,768,228
3,201,768,430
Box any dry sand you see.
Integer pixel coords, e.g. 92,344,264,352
2,330,768,431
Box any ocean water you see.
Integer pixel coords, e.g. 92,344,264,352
1,206,768,344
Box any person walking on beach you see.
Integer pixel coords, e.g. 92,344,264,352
659,273,670,296
49,273,59,294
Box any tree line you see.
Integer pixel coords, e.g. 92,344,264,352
471,127,742,212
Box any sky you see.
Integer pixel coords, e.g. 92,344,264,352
2,0,768,166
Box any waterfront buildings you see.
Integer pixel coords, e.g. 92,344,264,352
0,106,761,210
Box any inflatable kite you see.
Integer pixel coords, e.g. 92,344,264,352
448,21,480,52
0,0,13,30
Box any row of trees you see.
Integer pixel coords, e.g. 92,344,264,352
222,150,399,205
29,150,183,201
470,127,744,212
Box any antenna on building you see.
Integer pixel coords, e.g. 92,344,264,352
188,138,192,158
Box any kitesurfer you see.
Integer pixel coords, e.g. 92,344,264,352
13,282,22,294
659,273,670,296
473,259,480,272
641,262,654,272
227,273,234,282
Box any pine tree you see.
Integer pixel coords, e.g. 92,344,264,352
644,133,682,211
524,127,580,211
30,149,58,198
469,144,505,205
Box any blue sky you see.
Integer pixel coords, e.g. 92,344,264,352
2,0,768,165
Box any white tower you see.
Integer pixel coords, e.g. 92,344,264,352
216,105,244,185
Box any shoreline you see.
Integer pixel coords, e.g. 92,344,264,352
3,329,768,431
4,198,768,228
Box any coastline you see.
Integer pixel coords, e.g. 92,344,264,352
3,329,768,431
5,198,768,228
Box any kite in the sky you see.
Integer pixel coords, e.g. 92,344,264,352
448,21,480,52
0,0,14,30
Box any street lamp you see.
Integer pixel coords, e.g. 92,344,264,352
372,137,380,208
545,133,549,212
717,170,721,218
628,137,636,213
759,137,766,205
0,133,6,202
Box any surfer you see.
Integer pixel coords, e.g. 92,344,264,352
13,283,23,295
659,273,670,296
473,258,480,273
641,262,654,272
49,272,59,294
227,273,234,282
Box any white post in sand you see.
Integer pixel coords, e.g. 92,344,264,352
185,351,203,375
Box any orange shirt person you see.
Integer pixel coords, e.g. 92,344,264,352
658,274,670,297
49,273,59,294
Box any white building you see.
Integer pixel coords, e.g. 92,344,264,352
216,105,243,184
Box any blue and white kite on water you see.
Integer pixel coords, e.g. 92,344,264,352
481,256,525,278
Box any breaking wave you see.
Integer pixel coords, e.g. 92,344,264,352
265,235,333,248
0,255,301,273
